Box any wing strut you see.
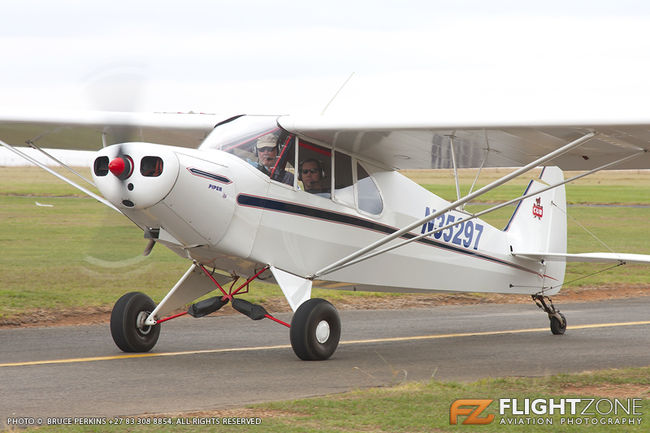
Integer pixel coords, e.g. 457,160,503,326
0,139,120,212
448,135,462,202
464,130,491,205
309,131,597,279
317,150,646,275
27,140,96,187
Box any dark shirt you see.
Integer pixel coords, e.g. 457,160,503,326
250,160,294,186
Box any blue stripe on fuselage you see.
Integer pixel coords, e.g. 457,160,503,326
236,193,541,277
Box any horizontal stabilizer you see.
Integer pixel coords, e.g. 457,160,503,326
513,252,650,265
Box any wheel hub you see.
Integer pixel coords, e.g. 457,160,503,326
315,320,330,344
136,311,153,335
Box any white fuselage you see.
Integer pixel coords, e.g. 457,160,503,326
92,142,562,297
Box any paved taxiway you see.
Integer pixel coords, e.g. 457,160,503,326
2,297,650,419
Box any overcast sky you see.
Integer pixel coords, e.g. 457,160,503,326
3,1,650,121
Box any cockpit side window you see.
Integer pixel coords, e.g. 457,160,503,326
295,144,383,214
297,139,331,197
357,162,383,214
333,152,354,207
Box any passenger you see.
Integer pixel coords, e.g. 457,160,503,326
251,134,294,185
299,159,330,197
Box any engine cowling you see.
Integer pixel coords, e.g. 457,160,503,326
92,143,180,210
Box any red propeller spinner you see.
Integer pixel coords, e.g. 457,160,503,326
108,156,133,179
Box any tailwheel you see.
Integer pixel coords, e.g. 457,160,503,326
290,298,341,361
550,312,567,335
110,292,160,352
532,294,566,336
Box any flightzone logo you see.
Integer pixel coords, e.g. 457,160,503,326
450,400,494,425
450,398,644,426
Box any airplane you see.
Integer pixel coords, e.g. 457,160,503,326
1,110,650,360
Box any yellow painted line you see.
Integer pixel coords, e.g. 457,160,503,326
2,320,649,369
0,345,291,368
341,320,650,345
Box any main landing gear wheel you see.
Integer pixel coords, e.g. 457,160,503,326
110,292,160,352
550,312,567,335
290,298,341,361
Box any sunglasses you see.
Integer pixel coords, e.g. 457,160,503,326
258,147,276,153
301,168,320,174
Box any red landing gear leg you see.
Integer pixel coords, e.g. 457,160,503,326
153,264,340,361
155,264,290,328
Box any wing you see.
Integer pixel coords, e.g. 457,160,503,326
279,116,650,170
0,110,229,150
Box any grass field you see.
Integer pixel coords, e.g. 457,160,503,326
402,168,650,205
1,167,649,321
18,366,650,432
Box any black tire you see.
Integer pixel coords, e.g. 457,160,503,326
550,312,567,335
110,292,160,352
290,298,341,361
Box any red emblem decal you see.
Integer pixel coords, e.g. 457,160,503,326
532,197,543,219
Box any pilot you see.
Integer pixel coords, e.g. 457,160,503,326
299,158,330,197
252,134,293,185
254,134,278,174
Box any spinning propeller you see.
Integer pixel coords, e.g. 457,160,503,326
81,65,157,274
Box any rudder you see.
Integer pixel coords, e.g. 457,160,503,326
505,166,567,288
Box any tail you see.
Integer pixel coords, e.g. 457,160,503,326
505,166,567,290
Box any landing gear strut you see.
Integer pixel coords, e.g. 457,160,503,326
532,294,567,335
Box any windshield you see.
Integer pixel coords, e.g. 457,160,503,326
200,115,280,156
202,115,295,185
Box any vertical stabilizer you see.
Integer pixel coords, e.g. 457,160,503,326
505,166,567,287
